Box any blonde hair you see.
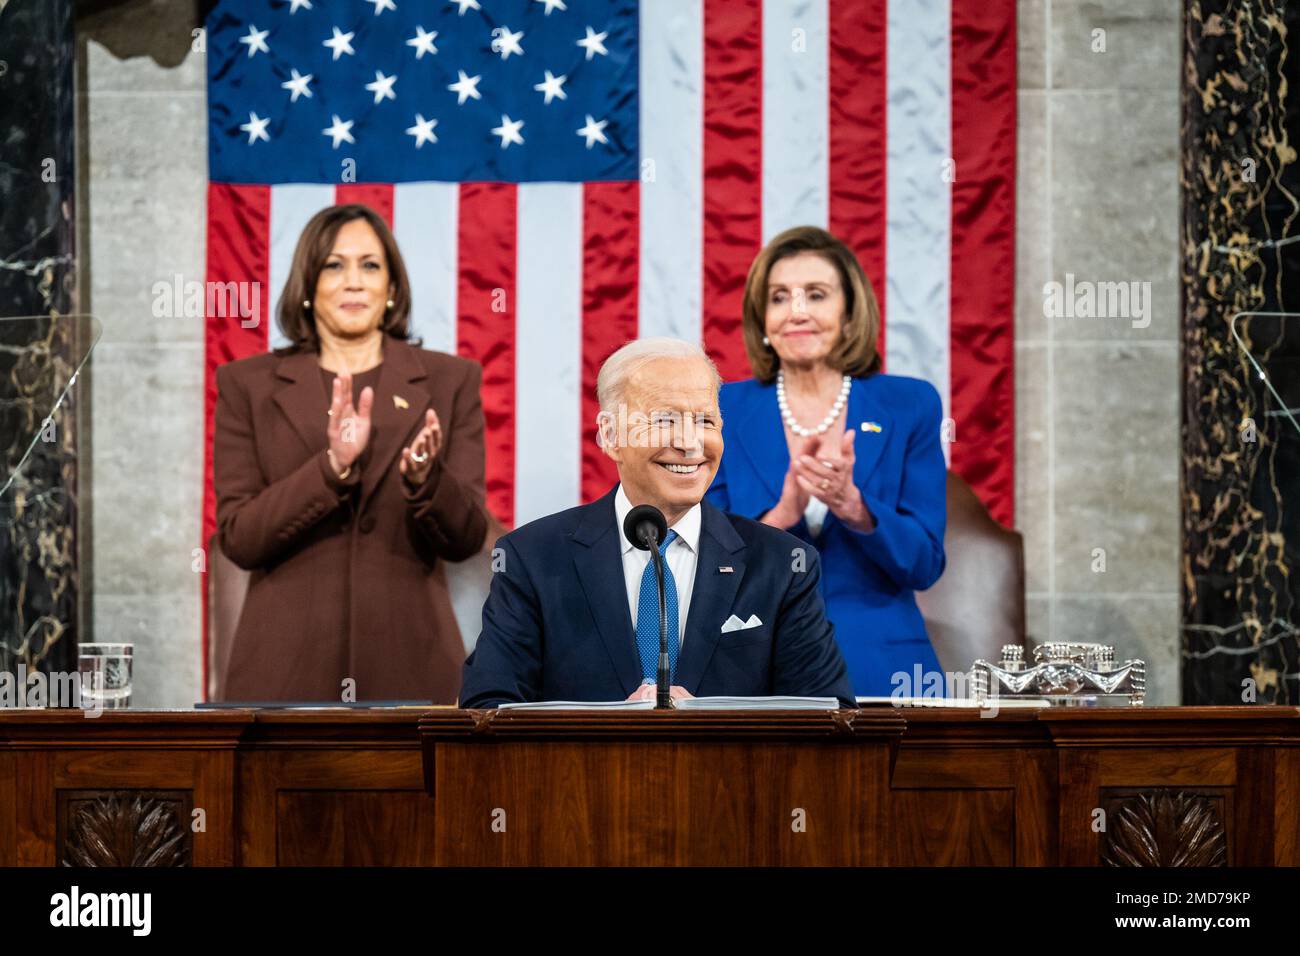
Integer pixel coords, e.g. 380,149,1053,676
741,225,882,382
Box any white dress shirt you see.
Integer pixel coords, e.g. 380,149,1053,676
614,484,700,650
804,496,829,537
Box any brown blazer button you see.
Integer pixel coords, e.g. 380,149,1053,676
359,515,376,534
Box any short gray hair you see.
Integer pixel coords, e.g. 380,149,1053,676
596,337,721,414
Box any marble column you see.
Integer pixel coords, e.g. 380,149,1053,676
0,0,81,677
1182,0,1300,703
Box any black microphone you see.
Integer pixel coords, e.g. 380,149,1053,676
623,504,667,554
622,504,673,710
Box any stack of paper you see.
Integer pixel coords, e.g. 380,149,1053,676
675,696,840,710
855,696,1051,708
497,699,655,711
496,697,843,711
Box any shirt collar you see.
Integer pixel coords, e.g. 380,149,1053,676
614,483,701,556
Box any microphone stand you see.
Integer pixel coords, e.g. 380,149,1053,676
647,529,672,710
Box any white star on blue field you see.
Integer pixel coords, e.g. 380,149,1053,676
208,0,637,184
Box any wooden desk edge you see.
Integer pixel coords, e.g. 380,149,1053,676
418,707,908,740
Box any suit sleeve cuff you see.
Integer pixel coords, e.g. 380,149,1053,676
401,454,443,502
842,493,879,536
320,450,361,495
843,493,887,539
841,493,914,578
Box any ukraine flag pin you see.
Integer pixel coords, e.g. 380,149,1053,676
861,421,882,433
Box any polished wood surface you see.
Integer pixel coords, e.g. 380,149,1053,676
1,705,1297,866
236,709,439,866
889,705,1300,866
420,708,905,865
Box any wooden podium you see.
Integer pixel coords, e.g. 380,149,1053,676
3,705,1298,865
418,708,904,866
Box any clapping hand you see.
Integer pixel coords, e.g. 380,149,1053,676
399,408,443,486
793,429,874,531
326,369,374,473
763,435,818,529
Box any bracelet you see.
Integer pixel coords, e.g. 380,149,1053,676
327,449,351,481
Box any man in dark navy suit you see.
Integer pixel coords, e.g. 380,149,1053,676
459,337,856,709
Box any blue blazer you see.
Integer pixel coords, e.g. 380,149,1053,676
459,487,856,708
705,374,947,697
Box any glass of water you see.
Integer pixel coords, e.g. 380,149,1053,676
78,643,133,710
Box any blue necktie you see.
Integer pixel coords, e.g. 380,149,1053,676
635,530,679,685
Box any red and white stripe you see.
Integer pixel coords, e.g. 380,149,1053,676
203,0,1016,680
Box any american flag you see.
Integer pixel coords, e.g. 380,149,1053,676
203,0,1016,559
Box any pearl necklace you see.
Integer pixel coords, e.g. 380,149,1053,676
776,371,852,437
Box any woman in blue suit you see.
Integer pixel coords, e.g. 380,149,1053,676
705,226,947,697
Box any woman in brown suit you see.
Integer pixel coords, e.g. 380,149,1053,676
213,203,487,703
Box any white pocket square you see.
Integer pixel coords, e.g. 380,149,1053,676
721,613,763,633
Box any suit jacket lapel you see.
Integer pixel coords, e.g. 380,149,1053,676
272,349,330,454
730,382,788,504
847,375,892,490
571,488,642,693
675,501,746,694
358,339,430,511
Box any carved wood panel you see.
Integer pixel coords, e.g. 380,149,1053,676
57,790,192,867
1100,789,1228,867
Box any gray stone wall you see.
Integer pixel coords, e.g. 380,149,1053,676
81,4,206,708
1017,0,1181,702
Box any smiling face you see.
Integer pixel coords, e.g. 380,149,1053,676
763,251,847,369
310,218,394,343
602,355,723,525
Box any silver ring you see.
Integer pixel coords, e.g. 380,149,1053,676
410,450,429,464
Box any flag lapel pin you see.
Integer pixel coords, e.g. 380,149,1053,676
393,395,409,410
719,566,734,573
861,421,882,433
